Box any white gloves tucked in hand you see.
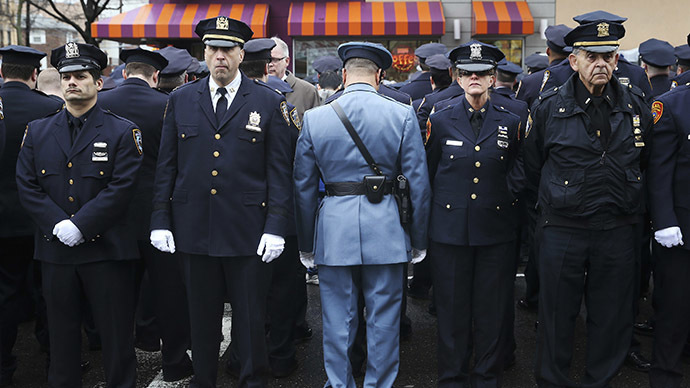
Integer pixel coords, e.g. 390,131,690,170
150,229,176,253
257,233,285,263
655,226,684,248
53,220,84,247
299,251,315,269
411,248,427,264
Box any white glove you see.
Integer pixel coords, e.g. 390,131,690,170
299,251,315,269
257,233,285,263
411,248,427,264
655,226,684,248
150,229,176,253
53,219,84,247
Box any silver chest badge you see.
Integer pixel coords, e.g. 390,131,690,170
246,111,262,132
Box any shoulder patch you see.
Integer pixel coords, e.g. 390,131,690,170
671,80,678,89
20,126,27,148
0,96,4,120
425,119,432,145
280,101,290,125
515,80,522,96
651,101,663,124
525,114,533,138
132,129,143,155
290,107,302,131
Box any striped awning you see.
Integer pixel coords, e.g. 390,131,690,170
288,2,445,37
472,1,533,35
92,3,269,40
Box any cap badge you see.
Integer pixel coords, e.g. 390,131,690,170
597,22,609,38
470,44,482,60
65,42,80,58
216,16,229,31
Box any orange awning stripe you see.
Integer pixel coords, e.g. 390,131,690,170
472,1,534,35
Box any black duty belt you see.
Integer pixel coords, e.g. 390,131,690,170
324,181,394,196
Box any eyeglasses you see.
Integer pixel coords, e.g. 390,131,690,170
459,70,492,77
270,56,287,63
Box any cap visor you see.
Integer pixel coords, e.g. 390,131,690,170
204,39,239,48
581,45,618,53
456,63,494,72
59,64,99,73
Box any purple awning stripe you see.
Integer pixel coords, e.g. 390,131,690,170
407,2,420,36
483,2,498,34
429,2,444,35
314,2,326,36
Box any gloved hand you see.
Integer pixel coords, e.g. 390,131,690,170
257,233,285,263
53,219,84,247
299,251,315,269
411,248,427,264
655,226,684,248
150,229,176,253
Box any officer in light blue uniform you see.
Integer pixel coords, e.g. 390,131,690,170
294,41,431,388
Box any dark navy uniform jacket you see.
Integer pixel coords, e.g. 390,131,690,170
649,74,671,98
671,72,690,89
647,84,690,249
542,57,652,100
398,72,432,100
0,82,63,238
426,99,521,246
98,77,169,239
150,74,293,257
15,107,143,264
516,67,554,109
324,83,411,105
417,82,463,131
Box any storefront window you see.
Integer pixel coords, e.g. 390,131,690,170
478,38,524,67
293,39,442,83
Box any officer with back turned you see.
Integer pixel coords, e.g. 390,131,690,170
523,21,652,387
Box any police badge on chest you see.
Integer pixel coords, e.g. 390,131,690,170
92,142,108,162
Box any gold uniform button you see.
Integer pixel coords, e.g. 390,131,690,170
564,180,569,185
261,202,267,207
99,171,104,176
373,185,378,190
475,161,481,168
251,138,257,143
500,156,504,160
473,177,479,184
471,194,477,200
41,169,46,174
67,162,72,168
69,179,74,185
91,238,96,242
215,134,221,140
211,189,217,195
181,133,186,139
475,145,480,151
96,234,100,238
446,204,451,209
637,176,641,181
450,155,454,159
213,151,220,157
70,214,74,217
496,206,501,210
68,196,74,202
211,170,218,177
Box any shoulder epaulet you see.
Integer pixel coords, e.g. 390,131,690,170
33,89,50,97
45,106,64,117
377,92,409,108
103,109,137,127
153,87,170,95
625,82,647,100
254,79,285,96
171,78,200,93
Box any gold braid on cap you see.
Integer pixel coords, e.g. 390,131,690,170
202,34,245,44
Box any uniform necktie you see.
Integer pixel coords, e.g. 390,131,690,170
215,87,227,126
470,111,482,139
70,117,83,145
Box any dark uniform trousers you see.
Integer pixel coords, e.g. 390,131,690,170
431,241,515,388
42,260,137,388
184,254,270,388
650,246,690,388
536,225,635,388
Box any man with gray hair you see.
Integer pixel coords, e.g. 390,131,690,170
294,42,431,388
269,36,321,120
523,20,652,388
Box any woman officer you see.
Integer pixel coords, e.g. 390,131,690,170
425,41,522,387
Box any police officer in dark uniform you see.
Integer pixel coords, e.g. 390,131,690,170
495,59,522,97
646,34,690,387
150,17,292,388
671,41,690,88
98,48,194,382
398,42,447,100
411,54,453,114
157,47,195,93
426,41,522,387
515,24,572,109
523,21,652,387
639,38,675,98
540,11,652,97
16,42,142,388
524,53,549,74
0,45,61,385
